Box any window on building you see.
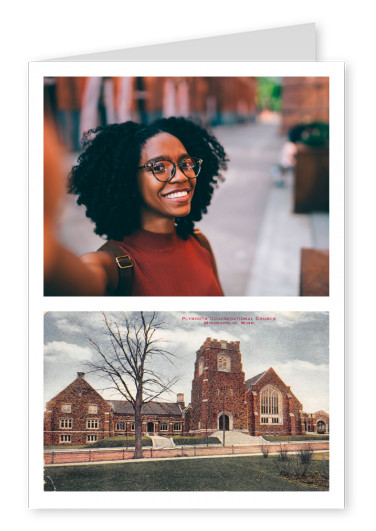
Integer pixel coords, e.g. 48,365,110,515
86,419,99,429
160,423,168,431
86,435,98,443
260,386,282,424
173,423,183,431
116,422,125,431
88,405,98,414
218,354,230,372
61,404,71,413
131,423,135,431
59,418,72,429
198,357,205,376
59,434,71,443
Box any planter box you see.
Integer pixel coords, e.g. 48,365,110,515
294,143,329,213
300,248,329,296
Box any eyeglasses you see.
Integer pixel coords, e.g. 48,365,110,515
138,156,203,182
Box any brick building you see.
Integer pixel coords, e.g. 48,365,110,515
44,338,329,446
280,77,330,135
301,410,330,434
185,338,310,437
44,372,112,446
44,372,186,446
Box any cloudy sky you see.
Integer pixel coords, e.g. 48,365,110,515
44,311,329,413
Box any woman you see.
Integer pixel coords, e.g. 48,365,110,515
46,117,227,296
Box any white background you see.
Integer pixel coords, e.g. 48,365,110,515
2,0,372,527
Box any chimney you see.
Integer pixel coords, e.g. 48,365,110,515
177,393,185,408
77,372,85,379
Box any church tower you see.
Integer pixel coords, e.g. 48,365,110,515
190,338,248,434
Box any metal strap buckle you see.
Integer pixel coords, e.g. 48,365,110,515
115,255,133,269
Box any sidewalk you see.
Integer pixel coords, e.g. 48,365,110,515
44,440,329,466
245,174,329,296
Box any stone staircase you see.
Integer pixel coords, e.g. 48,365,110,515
211,430,266,446
147,435,176,449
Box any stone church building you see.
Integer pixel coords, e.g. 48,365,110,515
44,337,329,446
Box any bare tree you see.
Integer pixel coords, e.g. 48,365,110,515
86,312,179,459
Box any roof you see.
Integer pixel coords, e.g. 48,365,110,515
46,374,109,408
108,400,182,416
245,371,267,390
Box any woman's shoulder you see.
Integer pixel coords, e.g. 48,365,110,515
191,229,212,253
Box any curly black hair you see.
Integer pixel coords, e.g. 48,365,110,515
68,116,228,240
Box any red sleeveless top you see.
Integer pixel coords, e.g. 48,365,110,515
113,228,222,296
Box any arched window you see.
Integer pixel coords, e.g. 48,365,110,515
260,386,282,425
198,357,205,376
218,354,231,372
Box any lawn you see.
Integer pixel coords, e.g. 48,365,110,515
44,453,329,492
45,435,221,451
263,434,329,442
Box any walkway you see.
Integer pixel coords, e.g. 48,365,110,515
44,440,329,466
147,434,175,449
211,430,265,446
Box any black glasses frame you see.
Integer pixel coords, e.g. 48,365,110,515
138,157,203,182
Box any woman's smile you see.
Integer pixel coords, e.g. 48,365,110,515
162,187,192,200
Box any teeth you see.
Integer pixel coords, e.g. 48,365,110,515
165,191,188,199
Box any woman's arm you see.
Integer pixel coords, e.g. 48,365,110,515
44,117,118,296
44,227,118,296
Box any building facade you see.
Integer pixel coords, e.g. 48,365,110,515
44,339,329,446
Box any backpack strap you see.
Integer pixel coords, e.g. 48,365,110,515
97,241,134,296
193,229,223,295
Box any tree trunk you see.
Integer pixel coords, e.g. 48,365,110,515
134,393,143,459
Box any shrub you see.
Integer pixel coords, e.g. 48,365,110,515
172,436,220,446
278,445,289,462
87,436,152,449
261,445,270,458
295,445,314,477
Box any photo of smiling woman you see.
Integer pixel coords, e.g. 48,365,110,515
45,117,227,296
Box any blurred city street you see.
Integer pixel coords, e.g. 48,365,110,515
198,121,328,296
58,120,328,296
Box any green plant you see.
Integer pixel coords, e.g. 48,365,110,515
87,436,152,449
299,122,329,147
261,445,270,458
172,436,220,446
277,445,289,462
295,445,314,477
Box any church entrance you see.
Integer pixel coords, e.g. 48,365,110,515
147,422,154,433
218,414,230,431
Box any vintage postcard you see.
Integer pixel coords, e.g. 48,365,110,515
30,310,343,509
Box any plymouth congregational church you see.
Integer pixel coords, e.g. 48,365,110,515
44,338,329,446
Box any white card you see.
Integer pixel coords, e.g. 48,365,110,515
29,25,344,510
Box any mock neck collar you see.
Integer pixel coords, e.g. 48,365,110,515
121,227,179,252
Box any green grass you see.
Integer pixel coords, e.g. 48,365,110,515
45,435,220,451
89,436,152,448
44,436,152,451
44,454,329,492
263,434,329,442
